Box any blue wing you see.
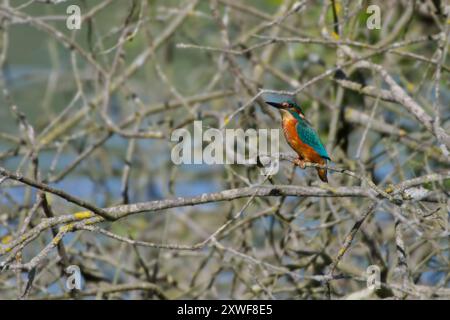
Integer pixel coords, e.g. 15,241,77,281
296,122,330,160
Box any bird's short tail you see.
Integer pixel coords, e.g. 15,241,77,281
317,168,328,183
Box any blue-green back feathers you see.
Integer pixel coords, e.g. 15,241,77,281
296,121,330,160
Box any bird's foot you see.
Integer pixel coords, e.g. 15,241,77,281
294,158,306,169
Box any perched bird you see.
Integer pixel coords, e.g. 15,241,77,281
265,97,330,182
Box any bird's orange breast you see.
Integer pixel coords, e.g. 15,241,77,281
281,113,324,164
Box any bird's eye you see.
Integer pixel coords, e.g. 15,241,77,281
282,102,289,108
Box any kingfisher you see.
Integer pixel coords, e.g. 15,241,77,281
265,97,330,182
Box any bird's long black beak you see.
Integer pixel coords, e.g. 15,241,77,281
265,101,283,109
